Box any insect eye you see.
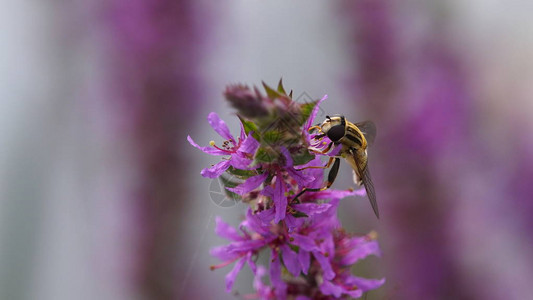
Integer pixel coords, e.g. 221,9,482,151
327,124,345,142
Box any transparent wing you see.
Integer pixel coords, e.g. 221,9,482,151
352,149,379,219
361,166,379,219
355,121,376,147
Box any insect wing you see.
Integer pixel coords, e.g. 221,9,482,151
352,150,379,219
361,166,379,219
355,121,376,147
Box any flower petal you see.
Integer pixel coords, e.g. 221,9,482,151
210,245,241,261
215,216,243,241
221,239,267,256
285,214,305,231
239,121,246,141
270,250,287,298
311,188,364,201
242,208,271,236
187,135,226,155
226,173,268,195
319,280,343,298
253,266,270,294
342,240,382,265
280,244,300,276
225,256,246,292
287,168,315,187
313,251,335,280
292,203,332,216
305,94,328,130
346,276,386,292
229,153,253,169
273,175,287,223
290,233,319,252
208,112,234,142
246,251,257,274
280,146,293,167
255,208,275,225
298,250,310,274
238,132,260,154
201,160,231,178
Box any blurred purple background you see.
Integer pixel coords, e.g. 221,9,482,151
1,1,533,299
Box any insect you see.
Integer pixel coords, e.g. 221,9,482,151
293,115,379,218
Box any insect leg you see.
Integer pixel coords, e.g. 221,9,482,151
292,157,340,201
324,157,341,189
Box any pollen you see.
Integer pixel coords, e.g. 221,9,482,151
209,140,216,146
367,230,378,240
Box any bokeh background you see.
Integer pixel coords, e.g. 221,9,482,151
1,1,533,299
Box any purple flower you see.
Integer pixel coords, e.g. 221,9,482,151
194,81,384,298
250,266,274,299
270,249,288,299
210,215,270,292
319,231,385,298
187,112,259,178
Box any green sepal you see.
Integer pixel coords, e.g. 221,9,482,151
238,116,260,141
291,148,315,166
261,130,282,145
262,81,284,99
277,78,287,95
255,147,278,163
224,189,241,202
219,175,242,201
226,166,260,178
219,174,239,187
292,211,309,218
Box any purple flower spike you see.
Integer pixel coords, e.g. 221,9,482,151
193,81,384,298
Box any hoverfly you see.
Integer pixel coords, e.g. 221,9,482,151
294,115,379,218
